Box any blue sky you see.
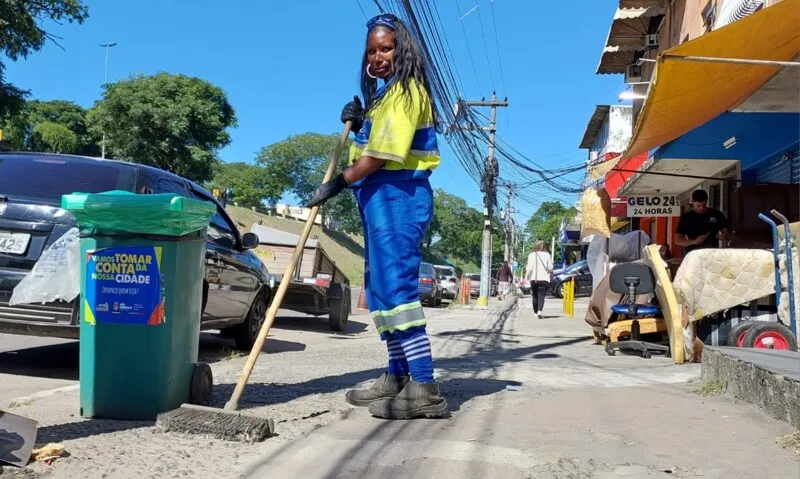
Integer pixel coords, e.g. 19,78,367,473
5,0,623,221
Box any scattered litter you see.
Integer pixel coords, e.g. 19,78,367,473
505,385,522,392
776,432,800,455
30,443,68,464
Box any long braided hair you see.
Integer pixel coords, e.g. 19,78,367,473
359,18,440,131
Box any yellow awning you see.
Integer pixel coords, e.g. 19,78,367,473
621,0,800,160
610,218,630,232
589,156,622,180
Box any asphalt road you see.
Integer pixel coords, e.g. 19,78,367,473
0,287,447,407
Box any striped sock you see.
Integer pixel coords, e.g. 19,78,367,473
400,330,434,383
386,338,409,376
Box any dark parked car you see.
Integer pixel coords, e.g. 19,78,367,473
418,262,442,306
0,152,271,350
551,260,593,298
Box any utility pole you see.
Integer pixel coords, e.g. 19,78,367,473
454,93,509,307
100,42,117,159
501,181,515,263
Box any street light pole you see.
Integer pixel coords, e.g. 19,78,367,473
99,42,117,159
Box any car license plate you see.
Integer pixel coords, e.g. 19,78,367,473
0,231,31,255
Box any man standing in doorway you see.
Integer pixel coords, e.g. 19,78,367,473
675,189,729,254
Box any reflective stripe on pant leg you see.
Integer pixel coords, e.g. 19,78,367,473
354,179,433,339
386,338,409,375
394,326,434,383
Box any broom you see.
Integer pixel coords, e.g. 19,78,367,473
156,121,353,442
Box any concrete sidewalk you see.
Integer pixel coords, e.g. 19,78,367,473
4,296,797,478
242,297,797,479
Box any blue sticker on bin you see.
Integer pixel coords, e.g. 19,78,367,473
83,246,165,325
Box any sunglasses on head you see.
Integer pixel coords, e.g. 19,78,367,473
367,13,398,30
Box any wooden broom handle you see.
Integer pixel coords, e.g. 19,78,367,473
225,121,353,410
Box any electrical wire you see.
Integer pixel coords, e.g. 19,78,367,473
355,0,369,20
454,0,484,94
474,2,496,91
489,0,507,97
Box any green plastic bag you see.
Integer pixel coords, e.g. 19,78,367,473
62,190,217,237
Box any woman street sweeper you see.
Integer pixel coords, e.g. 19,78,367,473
307,13,447,419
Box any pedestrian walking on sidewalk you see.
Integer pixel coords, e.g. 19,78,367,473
497,260,512,300
525,240,552,319
307,13,447,419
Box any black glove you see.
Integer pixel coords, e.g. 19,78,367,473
307,174,349,208
341,96,365,133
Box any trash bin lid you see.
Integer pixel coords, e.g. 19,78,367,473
62,190,217,236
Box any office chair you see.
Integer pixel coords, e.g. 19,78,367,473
605,262,671,359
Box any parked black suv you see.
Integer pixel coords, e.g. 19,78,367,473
0,152,271,349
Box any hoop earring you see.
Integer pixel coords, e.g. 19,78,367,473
366,64,378,79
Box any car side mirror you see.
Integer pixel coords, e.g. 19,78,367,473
241,232,259,250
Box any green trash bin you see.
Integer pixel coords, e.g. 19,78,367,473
63,190,217,420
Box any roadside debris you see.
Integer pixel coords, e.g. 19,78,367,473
30,444,68,464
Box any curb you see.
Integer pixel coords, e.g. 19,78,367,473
8,384,79,408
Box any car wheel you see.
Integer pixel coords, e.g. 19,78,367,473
329,284,350,332
555,283,564,299
232,290,269,351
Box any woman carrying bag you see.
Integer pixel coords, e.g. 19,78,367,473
525,240,553,319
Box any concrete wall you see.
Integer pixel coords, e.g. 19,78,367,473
606,106,633,154
588,105,633,160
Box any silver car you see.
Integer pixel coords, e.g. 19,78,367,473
435,265,459,299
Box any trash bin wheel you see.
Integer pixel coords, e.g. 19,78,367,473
190,363,213,406
329,284,350,332
727,320,758,347
743,322,797,350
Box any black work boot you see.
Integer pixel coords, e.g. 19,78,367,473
345,373,409,407
368,381,449,419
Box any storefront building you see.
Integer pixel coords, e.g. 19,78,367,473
595,0,798,257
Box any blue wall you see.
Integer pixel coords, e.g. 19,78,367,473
754,148,800,184
655,112,800,172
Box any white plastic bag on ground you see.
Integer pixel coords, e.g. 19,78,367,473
9,228,81,306
587,230,651,291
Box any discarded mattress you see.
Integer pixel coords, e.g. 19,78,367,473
672,248,775,322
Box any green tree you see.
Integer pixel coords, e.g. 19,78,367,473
88,73,236,182
0,1,88,117
423,189,505,272
2,100,98,154
32,121,78,153
210,162,272,209
522,201,577,257
428,189,482,263
257,133,362,234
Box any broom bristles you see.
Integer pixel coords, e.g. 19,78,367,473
155,404,275,443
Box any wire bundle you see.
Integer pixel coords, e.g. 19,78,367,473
370,0,585,209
